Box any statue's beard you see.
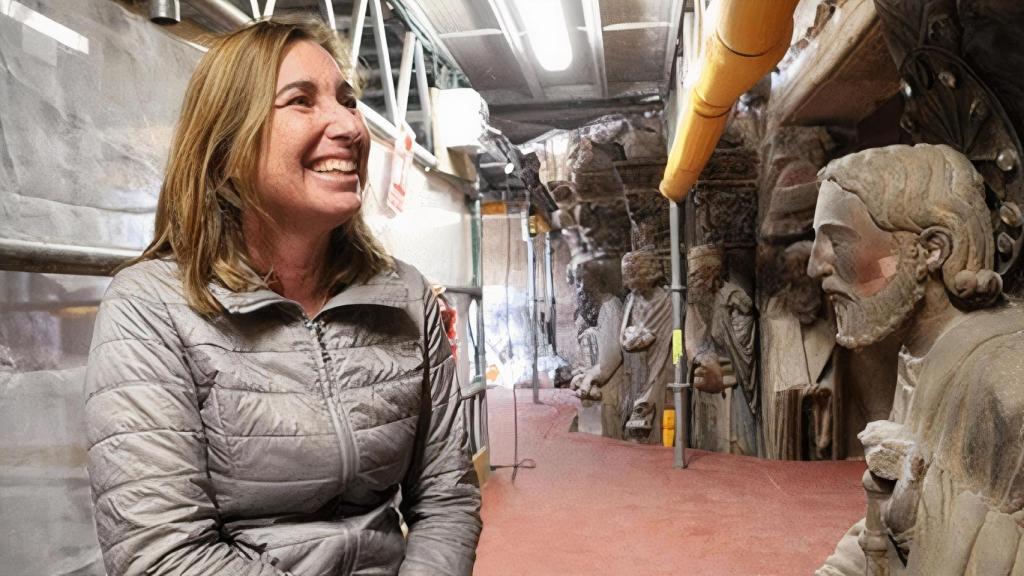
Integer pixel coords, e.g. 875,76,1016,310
832,240,925,348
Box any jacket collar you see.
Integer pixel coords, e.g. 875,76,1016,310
209,266,410,317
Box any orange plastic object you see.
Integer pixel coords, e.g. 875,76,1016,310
486,364,500,382
662,407,676,447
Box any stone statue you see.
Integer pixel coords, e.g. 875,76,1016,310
757,133,841,460
685,245,762,456
619,247,672,443
813,144,1024,576
568,260,628,440
759,240,837,460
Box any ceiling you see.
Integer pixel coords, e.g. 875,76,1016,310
412,0,686,141
185,0,686,143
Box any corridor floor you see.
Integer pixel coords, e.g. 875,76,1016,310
475,388,866,576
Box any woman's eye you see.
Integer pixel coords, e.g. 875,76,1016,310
341,97,358,109
288,95,312,107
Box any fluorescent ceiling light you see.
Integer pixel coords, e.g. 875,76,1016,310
439,28,504,39
603,22,671,32
514,0,573,72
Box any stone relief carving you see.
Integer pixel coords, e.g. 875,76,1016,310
685,245,762,456
548,123,674,441
680,132,762,456
814,144,1024,576
875,0,1024,293
757,126,842,460
568,259,628,440
619,247,672,444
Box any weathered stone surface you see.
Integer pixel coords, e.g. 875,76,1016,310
814,144,1024,575
692,183,758,248
698,148,760,182
620,248,672,444
875,0,1024,296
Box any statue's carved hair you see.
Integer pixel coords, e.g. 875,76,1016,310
819,144,1000,308
622,246,664,285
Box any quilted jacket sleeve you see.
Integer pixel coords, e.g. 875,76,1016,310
399,286,483,575
85,273,286,576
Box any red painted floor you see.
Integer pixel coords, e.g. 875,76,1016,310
475,388,866,576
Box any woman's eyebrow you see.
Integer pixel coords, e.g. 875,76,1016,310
276,79,317,98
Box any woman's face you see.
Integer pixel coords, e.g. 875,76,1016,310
255,40,370,233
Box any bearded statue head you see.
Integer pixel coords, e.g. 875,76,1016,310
809,144,999,348
622,246,665,294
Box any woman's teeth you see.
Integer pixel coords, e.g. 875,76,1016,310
311,159,357,173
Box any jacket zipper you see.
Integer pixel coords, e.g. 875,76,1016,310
303,315,358,487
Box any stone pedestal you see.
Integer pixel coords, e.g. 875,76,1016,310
576,398,625,439
576,400,606,436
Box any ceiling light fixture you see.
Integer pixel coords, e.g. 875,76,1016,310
514,0,573,72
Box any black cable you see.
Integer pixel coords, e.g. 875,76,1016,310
490,176,536,483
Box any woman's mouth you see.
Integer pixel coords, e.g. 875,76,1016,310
310,158,357,173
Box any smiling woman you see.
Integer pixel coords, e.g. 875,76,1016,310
84,14,481,576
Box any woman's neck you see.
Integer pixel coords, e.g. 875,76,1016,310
243,216,332,318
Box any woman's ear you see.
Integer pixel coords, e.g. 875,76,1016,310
919,226,953,273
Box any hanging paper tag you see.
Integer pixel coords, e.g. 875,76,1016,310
387,121,416,214
672,329,683,366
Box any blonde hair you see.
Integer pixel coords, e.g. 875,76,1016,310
134,14,391,315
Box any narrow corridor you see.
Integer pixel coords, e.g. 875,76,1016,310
477,388,866,575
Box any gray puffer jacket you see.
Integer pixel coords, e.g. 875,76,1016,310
85,258,481,576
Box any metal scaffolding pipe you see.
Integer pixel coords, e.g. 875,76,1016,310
527,226,540,404
0,238,138,277
544,231,556,354
668,200,688,468
185,0,251,31
149,0,180,24
660,0,798,201
413,40,433,152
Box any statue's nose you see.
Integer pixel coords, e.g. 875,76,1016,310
807,235,835,280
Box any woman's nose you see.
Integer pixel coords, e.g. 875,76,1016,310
324,102,361,142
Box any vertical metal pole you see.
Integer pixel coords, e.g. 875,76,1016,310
669,199,688,469
527,226,540,404
319,0,337,30
473,199,488,455
414,41,434,153
544,231,556,353
368,0,397,124
396,33,416,124
350,0,368,69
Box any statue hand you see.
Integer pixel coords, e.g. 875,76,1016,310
621,326,655,351
859,420,916,482
692,354,727,394
569,372,585,390
883,446,927,555
574,373,602,400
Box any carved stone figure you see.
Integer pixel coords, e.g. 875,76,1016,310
757,126,842,460
814,144,1024,576
875,0,1024,293
685,245,762,456
568,260,628,440
759,241,838,460
619,247,672,444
